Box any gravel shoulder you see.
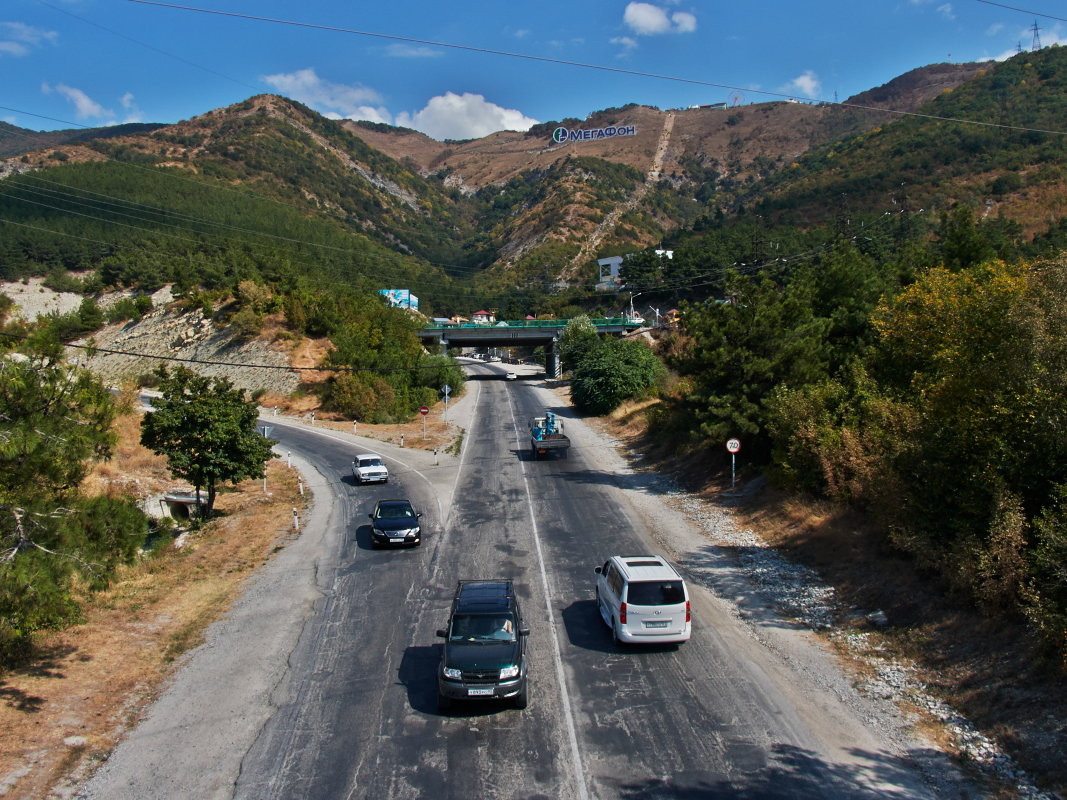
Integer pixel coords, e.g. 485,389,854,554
563,389,1060,800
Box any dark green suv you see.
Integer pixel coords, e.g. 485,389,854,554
436,580,529,710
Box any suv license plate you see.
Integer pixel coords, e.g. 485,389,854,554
468,688,494,696
644,620,669,628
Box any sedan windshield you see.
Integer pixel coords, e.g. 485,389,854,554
375,504,414,519
449,614,516,642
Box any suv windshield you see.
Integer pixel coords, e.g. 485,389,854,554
626,581,685,605
449,613,516,642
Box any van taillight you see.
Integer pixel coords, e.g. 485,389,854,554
619,602,627,624
685,601,691,623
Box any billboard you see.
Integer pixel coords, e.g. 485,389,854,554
551,125,637,144
379,289,419,311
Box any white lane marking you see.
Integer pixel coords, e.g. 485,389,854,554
507,397,591,800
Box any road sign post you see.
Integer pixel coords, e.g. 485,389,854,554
726,438,741,491
420,405,429,437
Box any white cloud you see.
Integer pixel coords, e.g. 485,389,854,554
987,23,1004,36
910,0,954,19
259,67,538,139
782,70,821,99
385,43,443,58
42,82,110,120
0,22,58,56
611,36,639,51
672,12,697,33
261,68,387,119
113,92,144,124
623,3,697,35
395,92,538,140
323,107,392,125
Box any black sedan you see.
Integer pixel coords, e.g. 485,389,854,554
368,499,423,547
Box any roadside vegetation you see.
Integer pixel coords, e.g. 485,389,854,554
0,336,148,664
624,218,1067,667
0,406,303,798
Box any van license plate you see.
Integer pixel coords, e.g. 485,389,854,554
468,688,494,696
645,620,669,628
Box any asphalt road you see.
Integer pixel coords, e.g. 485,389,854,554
79,367,960,799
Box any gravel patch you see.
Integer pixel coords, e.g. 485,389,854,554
1,277,82,320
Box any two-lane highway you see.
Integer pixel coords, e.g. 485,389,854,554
235,371,944,799
81,367,962,799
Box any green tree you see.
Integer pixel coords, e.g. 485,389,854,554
557,315,600,373
571,338,664,416
673,273,830,455
140,366,275,517
619,249,667,290
1,346,145,662
934,205,997,272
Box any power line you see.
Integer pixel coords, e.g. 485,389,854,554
972,0,1067,24
34,0,262,94
127,0,1067,137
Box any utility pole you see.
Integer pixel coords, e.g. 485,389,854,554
1031,20,1042,51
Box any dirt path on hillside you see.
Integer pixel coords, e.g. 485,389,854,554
565,112,675,281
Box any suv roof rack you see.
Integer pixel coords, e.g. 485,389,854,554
455,579,514,612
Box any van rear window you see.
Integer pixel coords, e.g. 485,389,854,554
626,581,684,605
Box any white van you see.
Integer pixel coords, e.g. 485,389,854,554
594,555,691,645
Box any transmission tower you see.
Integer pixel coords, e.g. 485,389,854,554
1031,20,1042,52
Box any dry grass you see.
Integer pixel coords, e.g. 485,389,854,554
0,419,305,799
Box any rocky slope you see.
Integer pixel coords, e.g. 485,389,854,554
2,280,301,397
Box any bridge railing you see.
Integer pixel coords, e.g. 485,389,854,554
423,318,639,330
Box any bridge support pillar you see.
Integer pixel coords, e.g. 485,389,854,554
546,340,562,379
439,336,448,356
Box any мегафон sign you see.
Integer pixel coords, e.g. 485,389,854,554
551,125,637,144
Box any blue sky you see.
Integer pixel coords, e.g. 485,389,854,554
4,0,1065,140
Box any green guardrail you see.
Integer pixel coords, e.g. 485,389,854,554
423,318,640,330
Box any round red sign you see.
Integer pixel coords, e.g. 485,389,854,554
726,438,741,453
420,406,429,415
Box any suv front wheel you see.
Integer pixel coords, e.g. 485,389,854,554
514,684,528,710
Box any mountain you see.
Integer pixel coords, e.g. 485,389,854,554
1,51,1064,308
0,120,166,160
739,49,1067,236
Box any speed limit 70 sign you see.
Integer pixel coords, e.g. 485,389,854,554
726,438,741,453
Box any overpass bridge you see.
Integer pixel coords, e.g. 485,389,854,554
417,318,641,378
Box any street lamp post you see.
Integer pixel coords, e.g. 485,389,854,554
629,291,642,321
